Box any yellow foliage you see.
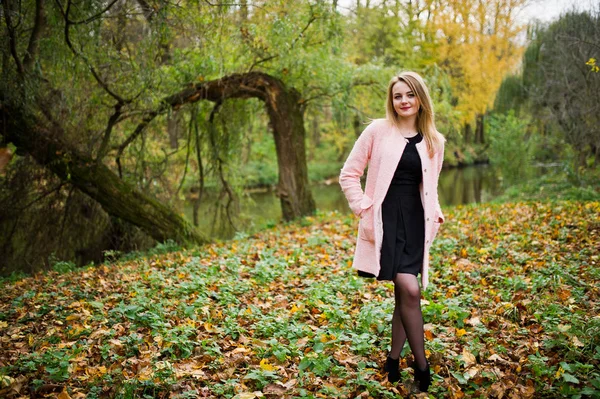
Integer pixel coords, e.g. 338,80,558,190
430,0,527,124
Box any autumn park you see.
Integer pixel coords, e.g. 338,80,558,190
0,0,599,398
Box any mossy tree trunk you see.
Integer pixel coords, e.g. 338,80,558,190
0,103,207,246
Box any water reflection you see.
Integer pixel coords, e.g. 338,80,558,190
184,165,503,239
439,164,502,206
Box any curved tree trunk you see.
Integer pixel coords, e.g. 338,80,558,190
0,103,207,246
164,72,316,221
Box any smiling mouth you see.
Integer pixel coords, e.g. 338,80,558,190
400,107,411,110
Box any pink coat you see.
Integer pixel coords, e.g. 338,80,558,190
339,118,445,290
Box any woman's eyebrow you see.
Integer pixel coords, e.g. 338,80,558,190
393,91,414,95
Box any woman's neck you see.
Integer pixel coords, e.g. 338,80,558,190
395,117,418,136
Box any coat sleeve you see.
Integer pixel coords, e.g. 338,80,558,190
435,139,445,223
339,123,374,217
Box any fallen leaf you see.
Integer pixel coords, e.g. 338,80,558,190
461,347,476,366
259,358,275,371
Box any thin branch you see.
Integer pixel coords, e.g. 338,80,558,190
115,108,161,178
175,110,194,198
207,102,238,233
202,0,266,12
290,13,317,49
2,0,25,76
70,0,121,25
96,103,123,163
302,80,380,104
16,181,66,212
193,105,205,222
248,54,278,72
556,33,600,52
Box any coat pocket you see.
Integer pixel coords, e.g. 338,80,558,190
359,194,375,242
430,210,443,242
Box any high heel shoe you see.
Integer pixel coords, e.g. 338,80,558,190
384,355,400,383
413,362,431,392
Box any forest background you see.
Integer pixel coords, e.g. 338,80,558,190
0,0,599,274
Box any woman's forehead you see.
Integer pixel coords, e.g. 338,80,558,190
392,80,413,94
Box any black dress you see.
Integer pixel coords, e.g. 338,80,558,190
358,133,425,280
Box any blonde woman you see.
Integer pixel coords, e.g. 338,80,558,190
339,72,445,392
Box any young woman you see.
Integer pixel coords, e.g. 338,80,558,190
339,71,445,392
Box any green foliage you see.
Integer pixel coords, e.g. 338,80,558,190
494,74,527,115
487,111,536,186
494,167,600,202
520,10,600,166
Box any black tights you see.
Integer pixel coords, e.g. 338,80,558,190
388,273,427,369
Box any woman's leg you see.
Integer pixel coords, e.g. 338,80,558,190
389,283,407,359
393,273,427,370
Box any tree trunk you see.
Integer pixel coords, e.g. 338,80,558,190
164,72,316,221
0,103,207,246
475,113,485,144
464,122,472,144
265,84,316,220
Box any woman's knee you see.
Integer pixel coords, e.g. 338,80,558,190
394,274,421,304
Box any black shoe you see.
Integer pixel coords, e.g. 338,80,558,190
384,355,400,383
414,362,431,392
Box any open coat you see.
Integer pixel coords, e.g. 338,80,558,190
339,118,445,290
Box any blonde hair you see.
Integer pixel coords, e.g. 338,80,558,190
385,71,444,157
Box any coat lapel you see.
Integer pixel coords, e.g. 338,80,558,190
375,127,407,204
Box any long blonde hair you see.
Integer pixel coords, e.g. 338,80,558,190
385,71,444,157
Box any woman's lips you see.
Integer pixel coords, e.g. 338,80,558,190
400,107,411,110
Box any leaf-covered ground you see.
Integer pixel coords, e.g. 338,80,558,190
1,201,599,399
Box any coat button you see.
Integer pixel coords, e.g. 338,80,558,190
424,169,427,173
427,217,430,221
425,192,428,196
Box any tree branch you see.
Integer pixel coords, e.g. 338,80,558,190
23,0,46,72
96,103,123,163
290,12,317,49
115,108,162,178
70,0,121,25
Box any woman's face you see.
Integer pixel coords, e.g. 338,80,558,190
392,80,420,120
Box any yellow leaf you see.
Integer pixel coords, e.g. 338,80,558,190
456,328,467,337
0,321,8,328
259,358,275,371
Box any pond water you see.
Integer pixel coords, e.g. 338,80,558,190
184,164,504,239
